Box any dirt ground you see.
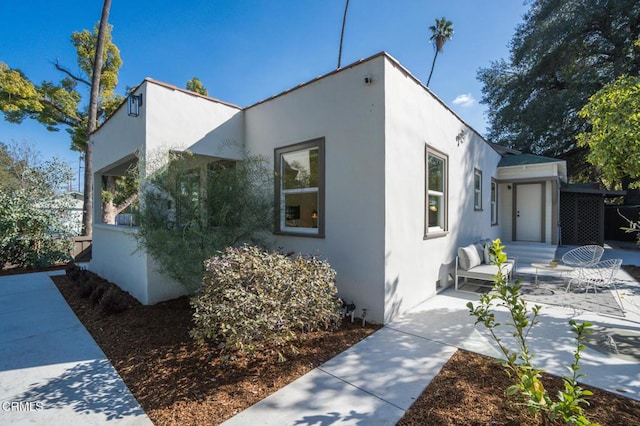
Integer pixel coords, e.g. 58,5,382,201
5,264,637,425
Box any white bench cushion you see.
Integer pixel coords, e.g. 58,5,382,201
458,244,482,270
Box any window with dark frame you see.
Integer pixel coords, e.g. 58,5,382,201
474,169,482,210
425,145,448,238
274,138,325,237
491,179,498,225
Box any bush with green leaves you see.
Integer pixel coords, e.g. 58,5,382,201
136,149,273,292
0,157,75,269
190,245,343,358
468,239,595,425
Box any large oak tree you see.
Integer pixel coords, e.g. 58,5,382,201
478,0,640,180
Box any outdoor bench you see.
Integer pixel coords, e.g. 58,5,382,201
454,241,515,291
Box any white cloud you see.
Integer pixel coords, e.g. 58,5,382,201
452,93,476,107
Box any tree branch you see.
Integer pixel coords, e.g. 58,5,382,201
53,60,91,87
114,192,139,216
37,97,81,127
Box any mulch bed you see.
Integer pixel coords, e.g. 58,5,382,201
398,349,640,425
50,270,380,425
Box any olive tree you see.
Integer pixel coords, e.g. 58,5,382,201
135,149,274,291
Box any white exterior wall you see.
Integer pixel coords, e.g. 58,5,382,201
91,225,147,301
90,81,245,305
499,184,513,241
143,82,244,170
383,58,502,322
244,57,387,323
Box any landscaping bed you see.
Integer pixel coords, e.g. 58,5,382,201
50,271,379,425
44,266,640,425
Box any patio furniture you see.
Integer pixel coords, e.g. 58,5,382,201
561,244,604,267
531,262,574,286
561,244,605,296
455,241,515,291
566,258,624,314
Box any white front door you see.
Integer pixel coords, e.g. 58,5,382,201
515,183,543,242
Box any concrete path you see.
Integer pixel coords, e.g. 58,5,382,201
0,271,151,425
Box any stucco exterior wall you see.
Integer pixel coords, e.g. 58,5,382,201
143,82,244,171
90,225,185,304
92,85,147,174
90,225,149,303
499,183,513,241
90,81,244,306
244,56,387,323
382,57,502,322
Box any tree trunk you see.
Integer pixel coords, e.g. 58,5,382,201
427,51,439,87
337,0,350,69
101,175,139,224
82,0,112,236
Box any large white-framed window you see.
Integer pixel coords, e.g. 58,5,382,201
474,168,483,211
425,145,448,238
490,179,498,225
274,138,325,237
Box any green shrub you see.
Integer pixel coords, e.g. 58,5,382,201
190,245,342,358
136,149,274,292
77,276,97,299
99,286,131,315
0,158,75,270
89,282,108,306
65,263,82,280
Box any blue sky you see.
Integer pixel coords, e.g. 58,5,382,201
0,0,528,189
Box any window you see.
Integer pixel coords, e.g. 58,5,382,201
491,179,498,225
176,168,201,227
425,145,448,238
275,138,325,237
474,169,482,210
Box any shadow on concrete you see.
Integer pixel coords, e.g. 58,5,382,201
15,359,145,421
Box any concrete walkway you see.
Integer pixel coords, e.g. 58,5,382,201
0,270,151,425
223,245,640,425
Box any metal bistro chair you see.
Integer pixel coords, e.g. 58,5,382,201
566,258,624,314
561,244,605,268
562,245,605,290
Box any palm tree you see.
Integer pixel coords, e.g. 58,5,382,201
337,0,350,69
427,17,454,87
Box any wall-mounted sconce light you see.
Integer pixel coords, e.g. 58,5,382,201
507,185,512,190
128,93,143,117
364,75,373,85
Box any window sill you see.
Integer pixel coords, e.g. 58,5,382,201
474,208,483,212
274,230,325,239
491,223,499,227
424,230,448,240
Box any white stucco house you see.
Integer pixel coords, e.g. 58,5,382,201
89,52,567,324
